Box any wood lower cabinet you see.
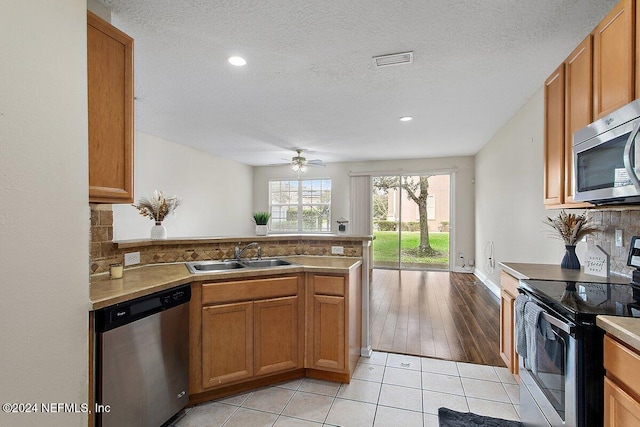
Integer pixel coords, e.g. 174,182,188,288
191,275,303,394
189,267,362,402
310,294,346,371
254,296,300,376
604,334,640,426
499,271,519,377
594,0,635,120
87,12,134,204
202,301,253,388
604,377,640,426
306,271,361,380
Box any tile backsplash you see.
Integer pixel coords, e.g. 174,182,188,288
89,205,364,275
587,208,640,277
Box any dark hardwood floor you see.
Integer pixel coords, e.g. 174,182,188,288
369,269,504,367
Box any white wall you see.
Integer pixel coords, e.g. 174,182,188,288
0,1,89,426
253,156,475,270
474,88,567,291
113,132,255,239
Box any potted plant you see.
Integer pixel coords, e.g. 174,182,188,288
253,211,270,236
133,190,181,239
543,210,598,269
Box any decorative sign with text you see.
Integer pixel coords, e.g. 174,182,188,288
584,245,609,278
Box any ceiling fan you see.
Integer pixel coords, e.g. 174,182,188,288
287,149,326,174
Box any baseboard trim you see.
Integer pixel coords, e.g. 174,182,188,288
473,268,500,298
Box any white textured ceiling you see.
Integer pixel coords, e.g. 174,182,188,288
99,0,617,166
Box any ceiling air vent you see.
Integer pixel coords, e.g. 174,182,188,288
373,51,414,67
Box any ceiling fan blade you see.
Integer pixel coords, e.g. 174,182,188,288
307,160,326,167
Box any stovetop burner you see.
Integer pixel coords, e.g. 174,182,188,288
519,279,640,323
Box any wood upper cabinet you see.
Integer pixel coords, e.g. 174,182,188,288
87,11,134,204
594,0,635,120
565,36,593,204
543,0,635,208
544,64,566,206
499,271,519,377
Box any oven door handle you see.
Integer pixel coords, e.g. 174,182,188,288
541,311,574,335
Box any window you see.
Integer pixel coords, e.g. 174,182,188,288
269,179,331,232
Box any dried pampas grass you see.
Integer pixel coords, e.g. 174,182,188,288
133,190,181,222
543,210,598,246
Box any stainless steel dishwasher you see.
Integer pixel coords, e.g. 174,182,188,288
95,284,191,427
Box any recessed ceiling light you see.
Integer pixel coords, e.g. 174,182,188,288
228,56,246,66
399,116,413,122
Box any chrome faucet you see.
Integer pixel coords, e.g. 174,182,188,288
234,242,262,260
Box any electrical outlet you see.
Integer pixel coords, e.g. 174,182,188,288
459,252,464,259
331,246,344,255
615,229,623,247
124,252,140,266
468,259,474,267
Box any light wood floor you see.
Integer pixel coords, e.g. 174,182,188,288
369,269,504,367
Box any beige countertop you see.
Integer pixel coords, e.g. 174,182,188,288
90,256,362,310
500,262,630,284
597,316,640,352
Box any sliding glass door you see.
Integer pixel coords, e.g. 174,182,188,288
372,174,450,270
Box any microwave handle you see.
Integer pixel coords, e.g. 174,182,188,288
624,121,640,190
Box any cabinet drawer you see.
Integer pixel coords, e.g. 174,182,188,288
604,335,640,400
202,276,298,305
500,271,519,297
313,275,345,296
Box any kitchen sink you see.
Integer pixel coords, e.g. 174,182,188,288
186,258,294,273
185,260,245,273
241,259,293,268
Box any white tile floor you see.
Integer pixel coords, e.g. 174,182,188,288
173,352,520,427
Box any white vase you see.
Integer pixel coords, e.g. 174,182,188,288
151,222,167,240
255,225,268,236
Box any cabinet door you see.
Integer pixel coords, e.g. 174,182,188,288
604,376,640,427
594,0,634,119
500,289,516,374
87,12,134,203
254,296,299,376
544,64,565,206
565,36,593,205
202,301,253,388
310,295,345,371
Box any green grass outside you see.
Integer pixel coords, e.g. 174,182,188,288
373,231,450,266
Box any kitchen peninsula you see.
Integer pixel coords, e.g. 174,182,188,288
89,234,372,415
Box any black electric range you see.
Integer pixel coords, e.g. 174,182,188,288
518,279,640,324
517,278,639,427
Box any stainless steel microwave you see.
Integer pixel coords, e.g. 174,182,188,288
573,99,640,205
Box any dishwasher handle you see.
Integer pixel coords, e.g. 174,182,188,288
96,284,191,332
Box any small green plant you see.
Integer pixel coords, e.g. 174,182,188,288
253,211,271,225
